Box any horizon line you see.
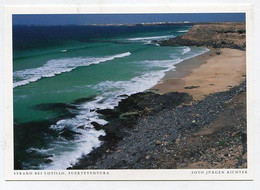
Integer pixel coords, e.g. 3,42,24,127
13,21,245,26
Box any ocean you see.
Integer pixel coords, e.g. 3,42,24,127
13,24,208,169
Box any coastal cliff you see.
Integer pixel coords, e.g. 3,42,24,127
159,23,246,50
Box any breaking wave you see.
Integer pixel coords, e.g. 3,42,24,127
13,52,131,88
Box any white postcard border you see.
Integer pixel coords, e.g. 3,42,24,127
4,4,254,181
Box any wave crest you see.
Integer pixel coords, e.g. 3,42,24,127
13,52,131,88
177,30,189,33
182,47,191,55
125,35,175,45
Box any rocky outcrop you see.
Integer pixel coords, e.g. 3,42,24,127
159,23,246,50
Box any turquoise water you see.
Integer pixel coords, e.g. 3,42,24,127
13,24,208,169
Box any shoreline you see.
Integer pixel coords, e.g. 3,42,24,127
152,48,246,100
71,22,247,169
150,48,215,94
13,22,247,170
71,80,247,169
70,22,247,169
71,47,247,169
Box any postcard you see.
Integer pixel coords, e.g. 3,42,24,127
3,4,253,180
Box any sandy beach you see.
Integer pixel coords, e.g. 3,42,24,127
152,48,246,100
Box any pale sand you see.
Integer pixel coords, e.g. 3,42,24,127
152,48,246,100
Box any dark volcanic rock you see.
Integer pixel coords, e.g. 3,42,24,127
59,129,82,140
44,158,53,164
96,109,119,119
117,91,192,114
184,86,200,89
73,96,96,104
71,91,192,169
91,122,103,131
71,80,246,169
77,125,85,130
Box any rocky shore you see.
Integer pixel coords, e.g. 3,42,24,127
158,23,246,50
70,23,247,169
71,81,246,169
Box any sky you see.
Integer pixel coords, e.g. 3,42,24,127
13,13,245,26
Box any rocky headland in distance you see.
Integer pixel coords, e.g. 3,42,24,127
158,23,246,50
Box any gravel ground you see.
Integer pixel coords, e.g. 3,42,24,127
71,79,247,169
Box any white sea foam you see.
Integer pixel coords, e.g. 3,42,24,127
127,35,175,41
39,57,183,169
27,47,209,170
13,52,131,88
26,147,54,154
40,95,111,169
182,47,191,55
43,129,105,170
183,47,210,60
126,35,175,45
177,30,189,33
141,59,182,69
